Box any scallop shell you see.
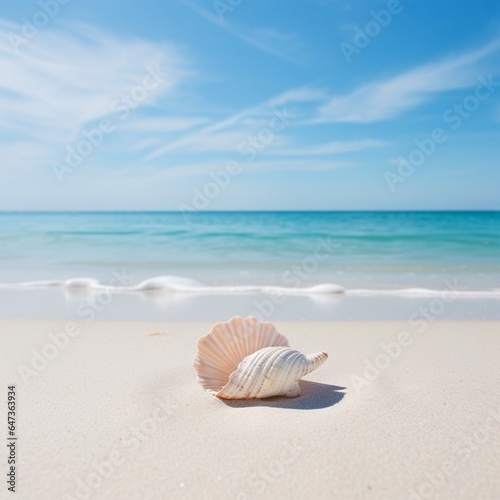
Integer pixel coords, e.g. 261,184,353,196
193,316,328,399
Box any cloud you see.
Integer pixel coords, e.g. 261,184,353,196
318,39,500,123
242,158,353,172
119,116,208,133
140,39,498,163
183,0,305,63
0,20,190,168
271,139,387,155
143,85,325,160
150,158,353,180
0,141,55,171
157,130,286,154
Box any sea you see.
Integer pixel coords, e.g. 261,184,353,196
0,211,499,319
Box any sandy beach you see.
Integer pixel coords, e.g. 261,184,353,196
1,0,499,496
2,319,499,499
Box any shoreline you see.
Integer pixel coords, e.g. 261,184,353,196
1,272,500,294
1,287,499,321
2,278,500,297
2,319,499,499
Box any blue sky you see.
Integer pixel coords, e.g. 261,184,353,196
0,0,499,210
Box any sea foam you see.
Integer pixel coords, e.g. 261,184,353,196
0,276,499,297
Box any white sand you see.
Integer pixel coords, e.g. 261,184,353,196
1,319,500,499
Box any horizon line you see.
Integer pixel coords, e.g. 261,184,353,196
0,209,499,214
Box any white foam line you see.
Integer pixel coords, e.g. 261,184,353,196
0,276,499,297
346,288,500,298
0,277,345,295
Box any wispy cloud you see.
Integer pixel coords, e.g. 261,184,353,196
143,86,325,160
119,116,208,133
0,20,190,168
183,0,305,63
271,139,387,155
141,38,499,164
318,39,500,123
150,158,354,180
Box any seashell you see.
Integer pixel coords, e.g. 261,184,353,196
193,316,328,399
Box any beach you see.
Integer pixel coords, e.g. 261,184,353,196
1,211,500,499
2,0,500,496
2,318,500,499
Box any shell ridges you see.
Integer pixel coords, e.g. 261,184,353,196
193,316,328,399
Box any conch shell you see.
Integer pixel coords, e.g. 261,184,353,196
193,316,328,399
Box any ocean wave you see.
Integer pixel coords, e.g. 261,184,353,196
0,276,345,295
0,276,499,297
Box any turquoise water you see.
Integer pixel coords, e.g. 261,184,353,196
0,211,499,291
